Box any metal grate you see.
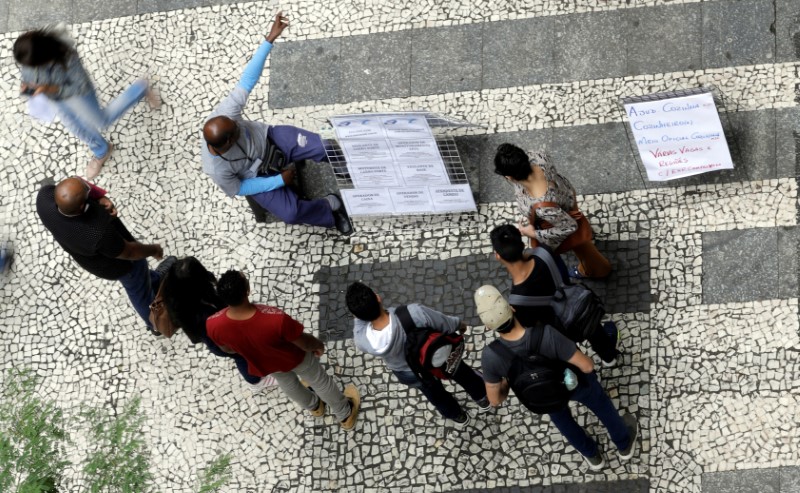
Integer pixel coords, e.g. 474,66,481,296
321,111,483,231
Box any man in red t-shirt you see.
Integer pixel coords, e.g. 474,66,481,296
207,270,360,430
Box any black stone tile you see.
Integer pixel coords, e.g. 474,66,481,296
702,228,779,305
7,0,72,31
777,226,800,299
702,0,775,69
776,0,800,62
411,24,483,96
0,0,9,33
137,0,206,14
482,17,555,89
339,31,412,103
610,478,650,493
268,38,342,108
562,239,652,314
702,468,780,493
314,241,649,341
781,466,800,492
550,123,644,195
626,3,703,75
73,0,135,20
775,107,800,179
725,109,777,181
553,10,628,81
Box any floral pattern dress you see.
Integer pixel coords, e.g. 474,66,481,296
511,151,578,250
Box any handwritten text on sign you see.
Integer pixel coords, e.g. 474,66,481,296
624,92,733,181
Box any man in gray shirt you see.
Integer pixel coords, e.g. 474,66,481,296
476,285,638,471
201,13,352,235
346,282,489,428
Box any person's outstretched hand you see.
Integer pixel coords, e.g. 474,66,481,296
266,12,289,43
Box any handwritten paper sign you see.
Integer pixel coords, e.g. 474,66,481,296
624,92,733,181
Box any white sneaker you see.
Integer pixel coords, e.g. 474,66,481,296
85,142,113,180
247,375,276,395
582,451,606,471
452,412,471,430
476,396,493,413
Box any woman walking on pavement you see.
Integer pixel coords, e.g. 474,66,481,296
494,143,611,279
14,26,160,179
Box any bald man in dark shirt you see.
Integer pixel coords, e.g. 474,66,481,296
37,177,173,334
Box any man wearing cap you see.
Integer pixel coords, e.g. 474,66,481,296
345,281,490,428
474,284,638,470
201,12,352,235
489,224,621,367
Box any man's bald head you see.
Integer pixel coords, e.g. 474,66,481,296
203,116,238,151
55,177,89,216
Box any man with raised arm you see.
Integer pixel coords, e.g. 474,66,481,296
201,13,352,235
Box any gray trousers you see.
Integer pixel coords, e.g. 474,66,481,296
271,352,350,420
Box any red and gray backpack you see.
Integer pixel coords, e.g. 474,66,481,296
395,305,465,381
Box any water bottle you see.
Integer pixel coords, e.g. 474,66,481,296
563,368,578,391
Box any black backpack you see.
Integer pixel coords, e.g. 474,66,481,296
489,328,573,414
508,247,605,342
395,305,466,382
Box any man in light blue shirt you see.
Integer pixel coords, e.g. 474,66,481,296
201,13,352,235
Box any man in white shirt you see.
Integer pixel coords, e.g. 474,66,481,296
346,281,489,427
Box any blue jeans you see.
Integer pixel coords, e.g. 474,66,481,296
117,259,160,330
548,371,631,458
393,362,487,420
252,187,334,227
55,80,148,158
267,125,328,163
202,336,260,384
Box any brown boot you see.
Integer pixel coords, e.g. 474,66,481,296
339,384,360,431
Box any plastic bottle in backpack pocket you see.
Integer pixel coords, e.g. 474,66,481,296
563,368,578,391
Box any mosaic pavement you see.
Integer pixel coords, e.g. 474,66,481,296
1,0,800,492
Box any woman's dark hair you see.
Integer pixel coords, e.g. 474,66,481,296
494,143,533,182
160,257,222,344
490,224,526,262
345,282,382,322
217,270,250,307
13,30,72,67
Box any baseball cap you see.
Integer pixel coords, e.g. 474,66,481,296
474,285,514,331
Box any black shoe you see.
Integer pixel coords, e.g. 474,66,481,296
155,256,177,277
452,412,471,429
325,195,353,236
618,414,639,460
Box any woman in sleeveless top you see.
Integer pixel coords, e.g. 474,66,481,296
493,143,611,279
160,257,269,391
